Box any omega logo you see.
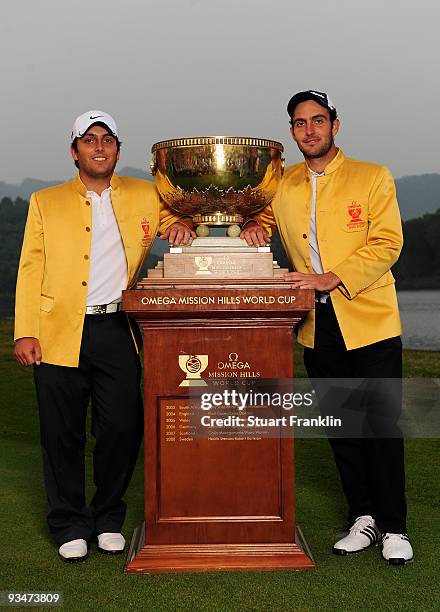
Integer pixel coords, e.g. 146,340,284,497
217,352,250,370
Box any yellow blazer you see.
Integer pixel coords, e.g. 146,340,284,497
255,149,403,350
15,174,181,366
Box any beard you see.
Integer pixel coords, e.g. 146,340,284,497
297,133,334,160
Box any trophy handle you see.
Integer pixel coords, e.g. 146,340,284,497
150,151,158,176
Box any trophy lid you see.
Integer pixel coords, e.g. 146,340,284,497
151,136,284,153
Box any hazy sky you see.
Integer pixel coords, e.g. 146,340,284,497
1,0,439,182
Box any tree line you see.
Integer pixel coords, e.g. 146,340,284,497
1,196,439,317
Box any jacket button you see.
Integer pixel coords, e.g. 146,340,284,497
84,254,89,260
302,233,307,239
86,226,91,232
82,281,87,286
85,201,91,206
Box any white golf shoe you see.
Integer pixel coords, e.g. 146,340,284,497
58,538,88,563
333,515,380,555
381,533,414,565
97,532,126,554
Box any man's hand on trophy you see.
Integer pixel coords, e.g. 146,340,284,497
284,271,342,291
15,337,42,366
240,221,270,247
161,222,197,246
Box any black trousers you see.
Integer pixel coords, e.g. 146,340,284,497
34,312,143,546
304,299,407,533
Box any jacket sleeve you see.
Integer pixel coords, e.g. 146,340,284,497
157,196,193,234
248,203,278,238
242,182,282,238
14,193,45,340
331,167,403,299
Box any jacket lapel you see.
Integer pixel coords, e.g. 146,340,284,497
109,174,136,281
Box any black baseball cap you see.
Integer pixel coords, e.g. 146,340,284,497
287,90,337,119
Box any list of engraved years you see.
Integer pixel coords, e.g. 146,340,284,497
162,401,196,443
161,398,264,443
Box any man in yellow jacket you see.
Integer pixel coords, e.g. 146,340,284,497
241,90,413,565
14,110,194,563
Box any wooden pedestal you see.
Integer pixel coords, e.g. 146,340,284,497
122,279,315,573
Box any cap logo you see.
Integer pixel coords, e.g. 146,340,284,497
71,110,118,142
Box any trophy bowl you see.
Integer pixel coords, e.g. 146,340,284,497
151,136,284,226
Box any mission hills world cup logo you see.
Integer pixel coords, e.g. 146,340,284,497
346,201,366,230
348,202,362,222
178,354,209,387
141,218,151,247
194,256,212,275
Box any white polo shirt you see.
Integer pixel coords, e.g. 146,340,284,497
308,167,325,275
86,187,128,306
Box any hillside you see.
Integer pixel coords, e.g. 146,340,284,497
1,170,440,221
395,173,440,220
0,167,149,200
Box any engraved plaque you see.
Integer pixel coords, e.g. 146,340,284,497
163,252,274,279
158,397,281,520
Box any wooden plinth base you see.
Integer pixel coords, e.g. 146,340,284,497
124,523,315,574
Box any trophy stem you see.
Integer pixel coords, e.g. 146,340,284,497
193,212,244,225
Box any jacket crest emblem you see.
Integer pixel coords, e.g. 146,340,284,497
347,201,367,230
141,218,152,247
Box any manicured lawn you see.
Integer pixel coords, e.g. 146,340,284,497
0,320,438,611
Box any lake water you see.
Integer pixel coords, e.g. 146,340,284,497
398,290,440,351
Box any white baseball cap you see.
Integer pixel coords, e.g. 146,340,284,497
70,110,119,142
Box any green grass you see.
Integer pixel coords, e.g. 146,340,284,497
0,320,439,612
